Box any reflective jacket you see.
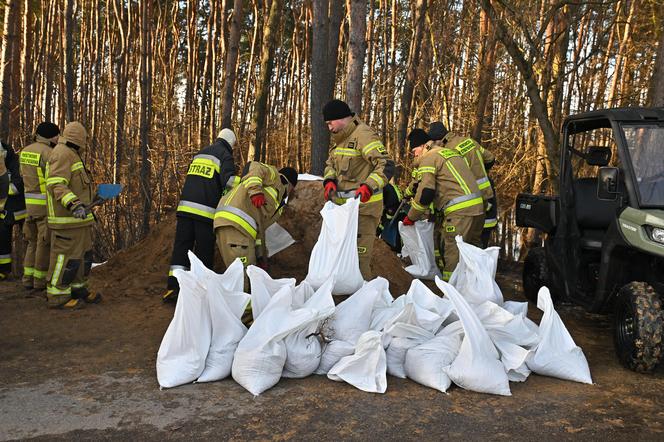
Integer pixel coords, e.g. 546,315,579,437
19,136,53,218
3,144,26,222
441,133,495,204
0,144,9,211
407,143,484,221
214,162,288,259
45,142,94,230
323,117,388,215
177,138,237,223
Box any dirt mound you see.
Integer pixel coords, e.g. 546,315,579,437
91,180,414,297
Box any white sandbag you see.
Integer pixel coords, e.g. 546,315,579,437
316,339,356,374
384,322,434,378
399,220,442,280
492,338,531,382
474,301,540,349
327,277,393,343
292,280,315,308
370,295,407,332
156,268,212,389
265,222,296,258
449,237,503,305
404,327,463,393
232,286,318,395
404,279,456,327
437,278,511,396
247,265,296,320
306,198,364,294
328,331,387,393
502,300,529,317
527,287,593,384
197,259,250,383
316,278,393,374
282,278,336,378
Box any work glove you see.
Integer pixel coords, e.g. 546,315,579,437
324,180,337,201
250,193,266,208
486,202,493,212
402,215,415,226
71,203,88,219
355,184,372,203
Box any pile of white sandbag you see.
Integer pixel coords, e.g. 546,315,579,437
156,200,592,396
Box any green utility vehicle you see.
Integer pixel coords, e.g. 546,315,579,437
516,107,664,372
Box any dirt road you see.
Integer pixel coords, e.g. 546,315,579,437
2,266,664,441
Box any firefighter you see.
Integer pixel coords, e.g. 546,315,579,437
19,122,59,290
403,128,485,281
214,162,298,284
0,141,27,280
481,176,498,248
429,122,496,235
45,122,100,308
322,99,388,280
163,128,238,303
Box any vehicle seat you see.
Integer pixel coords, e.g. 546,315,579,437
573,178,622,250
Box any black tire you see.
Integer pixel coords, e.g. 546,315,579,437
523,247,548,304
613,282,664,373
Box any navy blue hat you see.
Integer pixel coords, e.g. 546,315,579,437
408,128,430,149
280,167,298,187
322,99,354,121
428,122,448,141
36,122,60,139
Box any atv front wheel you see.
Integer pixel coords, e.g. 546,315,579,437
523,247,548,303
614,282,664,373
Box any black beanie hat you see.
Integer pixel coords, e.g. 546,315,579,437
322,99,354,121
36,122,60,139
279,167,298,187
408,128,430,150
428,121,448,141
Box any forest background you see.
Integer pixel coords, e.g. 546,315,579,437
0,0,663,261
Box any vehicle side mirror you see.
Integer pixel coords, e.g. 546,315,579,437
598,167,619,201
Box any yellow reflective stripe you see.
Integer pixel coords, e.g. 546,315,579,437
24,266,35,276
51,254,65,285
0,257,12,264
71,162,84,172
418,166,436,174
191,157,220,173
439,148,461,159
478,180,491,190
484,218,498,228
46,177,68,186
393,185,403,200
361,141,383,155
61,192,78,207
47,285,71,296
37,168,46,193
33,269,47,279
411,200,427,212
214,211,257,239
255,239,262,246
442,271,453,281
264,186,278,205
368,173,385,188
176,204,214,219
242,177,263,188
48,213,95,224
334,148,361,156
443,196,484,215
324,170,336,179
20,151,41,166
14,210,27,220
445,162,471,195
26,198,47,206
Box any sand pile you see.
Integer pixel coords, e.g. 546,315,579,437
91,181,414,297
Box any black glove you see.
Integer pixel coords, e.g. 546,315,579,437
71,204,88,219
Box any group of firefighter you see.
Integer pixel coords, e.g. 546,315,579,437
0,121,101,309
163,98,498,302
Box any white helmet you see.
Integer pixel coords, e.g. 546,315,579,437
218,128,237,148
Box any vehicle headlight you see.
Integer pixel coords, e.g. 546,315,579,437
651,227,664,244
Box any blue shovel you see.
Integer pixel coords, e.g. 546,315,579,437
88,183,123,209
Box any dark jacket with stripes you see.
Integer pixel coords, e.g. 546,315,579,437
177,138,236,223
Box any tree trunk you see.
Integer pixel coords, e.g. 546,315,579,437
248,0,282,162
472,9,497,142
221,0,243,130
139,0,153,234
648,25,664,107
21,0,33,129
310,0,332,175
0,0,20,140
345,0,366,114
480,0,560,189
396,0,427,156
64,0,75,121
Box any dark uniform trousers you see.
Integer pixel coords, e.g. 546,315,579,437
167,215,216,290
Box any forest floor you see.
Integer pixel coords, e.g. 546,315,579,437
1,181,664,440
